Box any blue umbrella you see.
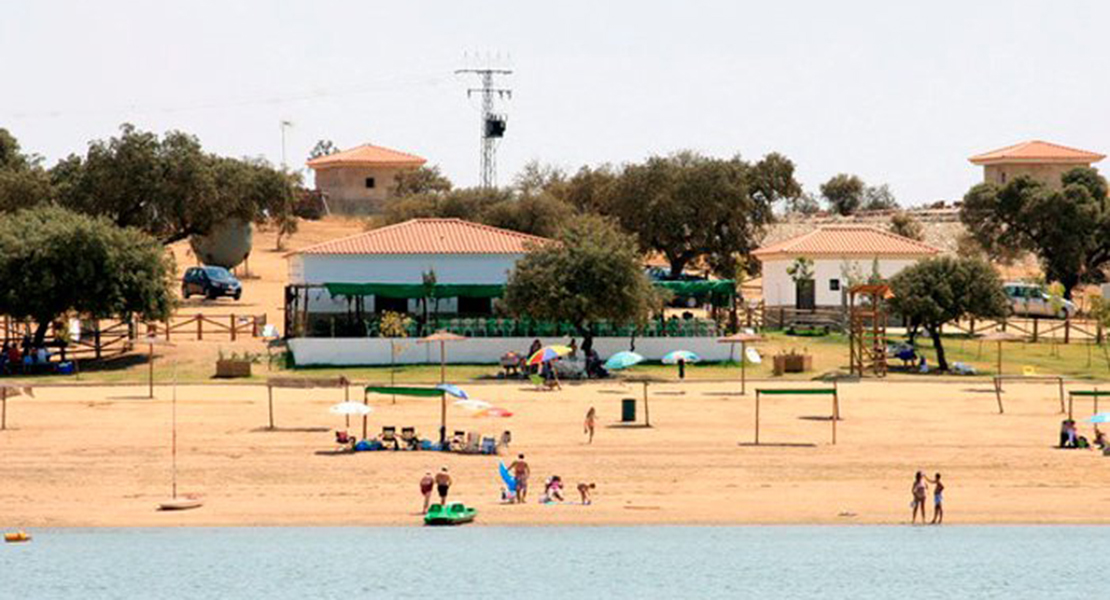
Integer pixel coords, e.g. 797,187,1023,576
1088,413,1110,423
435,383,469,399
605,351,644,371
662,350,701,364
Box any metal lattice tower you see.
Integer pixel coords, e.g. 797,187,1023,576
456,67,512,188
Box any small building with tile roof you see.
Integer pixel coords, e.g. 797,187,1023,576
307,143,427,215
286,218,549,316
969,140,1104,189
752,226,940,308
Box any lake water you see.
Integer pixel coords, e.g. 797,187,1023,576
1,526,1102,599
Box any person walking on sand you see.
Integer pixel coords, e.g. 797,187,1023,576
434,467,452,505
508,454,530,503
911,471,928,524
584,407,596,444
927,473,944,524
420,472,435,512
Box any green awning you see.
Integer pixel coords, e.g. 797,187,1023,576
326,283,505,299
756,388,837,396
652,280,736,297
364,386,445,397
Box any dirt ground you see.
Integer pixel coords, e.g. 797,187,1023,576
2,379,1109,527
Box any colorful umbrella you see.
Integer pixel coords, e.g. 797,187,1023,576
454,399,493,411
605,351,644,371
436,383,469,399
527,345,572,365
662,350,701,364
329,402,372,416
474,407,513,418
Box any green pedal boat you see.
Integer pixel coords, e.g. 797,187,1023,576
424,503,478,526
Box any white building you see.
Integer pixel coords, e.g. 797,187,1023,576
286,218,549,315
752,226,939,308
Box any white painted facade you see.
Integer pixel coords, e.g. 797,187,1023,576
760,256,922,308
288,252,526,313
289,336,739,366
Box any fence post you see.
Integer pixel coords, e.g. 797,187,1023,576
94,321,102,360
165,319,171,341
1098,320,1104,346
197,315,203,341
230,314,237,342
1032,318,1039,343
1064,314,1071,344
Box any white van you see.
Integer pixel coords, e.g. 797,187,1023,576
1003,282,1074,319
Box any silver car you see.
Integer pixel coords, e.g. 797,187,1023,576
1003,283,1074,319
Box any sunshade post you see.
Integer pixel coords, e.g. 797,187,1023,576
741,342,747,396
267,384,275,430
997,341,1003,376
1,387,6,431
439,340,446,384
148,342,155,399
754,390,761,445
440,389,447,446
362,388,369,440
832,388,838,445
1058,379,1066,414
994,377,1005,414
643,381,651,427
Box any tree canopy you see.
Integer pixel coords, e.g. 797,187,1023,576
821,173,865,216
888,257,1008,371
598,151,800,278
0,205,176,344
49,124,297,245
0,127,52,213
889,211,925,241
501,216,661,350
959,167,1110,298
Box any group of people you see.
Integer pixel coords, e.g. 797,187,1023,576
911,471,944,525
0,339,53,375
1059,420,1107,450
418,453,596,511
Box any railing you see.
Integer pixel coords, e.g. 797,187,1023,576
1,313,268,361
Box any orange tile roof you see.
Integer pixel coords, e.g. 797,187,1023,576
969,140,1105,165
290,218,550,256
751,226,940,259
306,144,427,169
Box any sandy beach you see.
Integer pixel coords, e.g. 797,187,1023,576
3,378,1109,527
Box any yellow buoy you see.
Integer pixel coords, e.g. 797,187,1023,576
4,531,31,543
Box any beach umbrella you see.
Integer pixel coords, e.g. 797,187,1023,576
662,350,700,364
978,330,1025,376
435,383,469,399
454,399,493,411
1088,413,1110,424
474,407,513,418
526,345,572,365
605,351,644,371
330,401,372,428
417,330,467,384
718,332,764,395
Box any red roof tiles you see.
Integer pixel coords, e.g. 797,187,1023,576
969,140,1105,165
291,218,550,256
751,226,940,259
306,144,427,169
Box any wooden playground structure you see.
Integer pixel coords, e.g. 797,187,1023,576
848,284,889,378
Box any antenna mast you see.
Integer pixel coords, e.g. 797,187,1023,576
456,65,512,188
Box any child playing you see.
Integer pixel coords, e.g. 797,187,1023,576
577,482,596,505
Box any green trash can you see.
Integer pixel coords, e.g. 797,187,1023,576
621,398,637,423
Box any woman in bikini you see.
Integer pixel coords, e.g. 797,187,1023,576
911,471,928,524
584,407,596,444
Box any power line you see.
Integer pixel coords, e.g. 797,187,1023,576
455,67,512,188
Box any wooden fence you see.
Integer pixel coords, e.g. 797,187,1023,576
1,313,267,361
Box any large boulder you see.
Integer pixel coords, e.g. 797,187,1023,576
190,219,252,269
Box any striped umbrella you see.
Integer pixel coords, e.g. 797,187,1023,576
526,345,573,365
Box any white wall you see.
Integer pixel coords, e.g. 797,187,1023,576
761,256,924,307
289,253,525,313
289,336,739,366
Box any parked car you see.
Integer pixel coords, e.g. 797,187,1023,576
1003,282,1074,318
182,266,242,300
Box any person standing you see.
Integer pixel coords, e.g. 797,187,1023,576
420,472,435,512
508,454,531,503
434,467,452,505
927,473,944,524
584,407,597,444
911,471,928,524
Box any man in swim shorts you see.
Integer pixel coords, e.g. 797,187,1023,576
434,467,452,505
508,454,530,504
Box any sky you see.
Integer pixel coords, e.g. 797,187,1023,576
2,0,1109,205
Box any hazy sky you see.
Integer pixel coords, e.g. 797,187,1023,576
3,1,1109,205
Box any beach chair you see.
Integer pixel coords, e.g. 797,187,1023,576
401,427,419,450
480,437,497,455
380,426,399,450
335,430,356,451
465,432,481,454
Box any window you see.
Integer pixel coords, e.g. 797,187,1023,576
365,177,376,189
457,296,493,315
829,279,840,292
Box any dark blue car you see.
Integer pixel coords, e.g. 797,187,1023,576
182,266,242,300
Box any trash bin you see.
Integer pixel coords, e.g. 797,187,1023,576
621,398,637,423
